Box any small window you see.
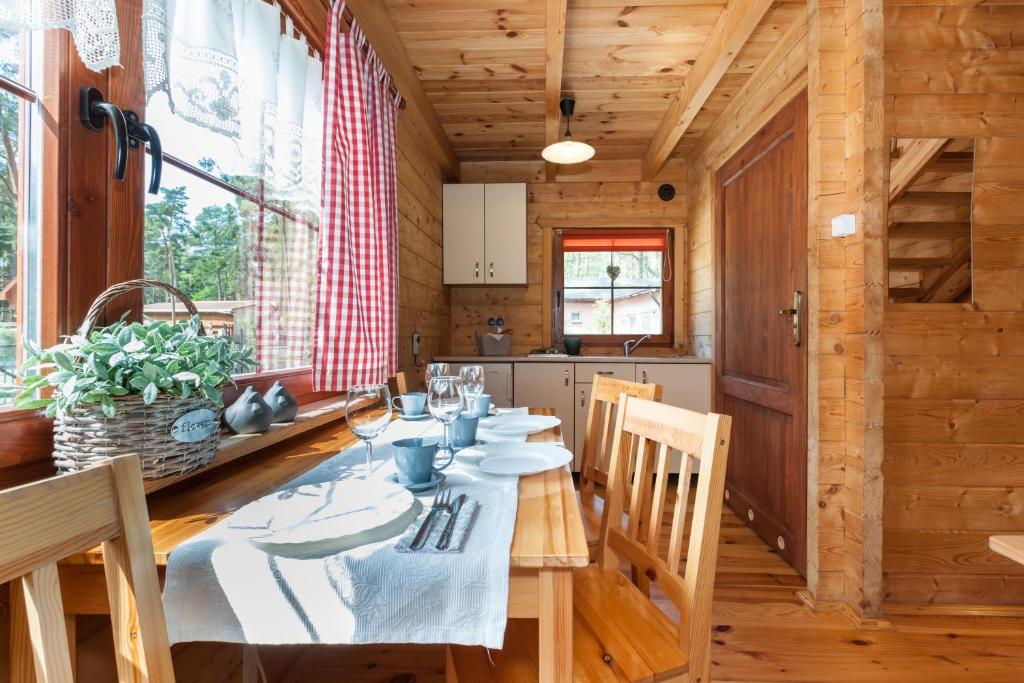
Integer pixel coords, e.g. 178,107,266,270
0,29,44,405
553,229,673,346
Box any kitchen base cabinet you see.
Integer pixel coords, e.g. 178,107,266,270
449,363,514,408
513,362,575,453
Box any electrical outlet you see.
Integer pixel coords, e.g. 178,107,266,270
411,333,422,355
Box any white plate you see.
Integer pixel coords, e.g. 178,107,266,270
478,414,561,436
229,479,421,557
471,442,574,476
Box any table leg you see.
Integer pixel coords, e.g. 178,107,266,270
538,568,572,683
241,645,260,683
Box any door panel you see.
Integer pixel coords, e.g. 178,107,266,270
484,183,526,284
715,93,808,575
442,184,485,284
513,362,575,453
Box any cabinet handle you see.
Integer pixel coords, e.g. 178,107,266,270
641,370,648,383
489,262,494,278
474,262,480,278
564,369,570,387
579,390,585,407
596,371,614,376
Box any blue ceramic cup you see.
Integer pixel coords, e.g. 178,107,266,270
467,394,491,418
392,392,427,416
450,412,480,449
392,437,452,484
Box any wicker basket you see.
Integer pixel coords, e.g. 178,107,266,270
51,279,223,479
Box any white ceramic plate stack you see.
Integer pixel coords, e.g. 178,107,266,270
229,479,422,557
478,414,561,437
458,442,573,476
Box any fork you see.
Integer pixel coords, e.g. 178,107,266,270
410,485,451,550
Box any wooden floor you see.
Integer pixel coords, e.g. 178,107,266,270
74,495,1024,682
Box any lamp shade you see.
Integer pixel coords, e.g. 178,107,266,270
541,138,595,164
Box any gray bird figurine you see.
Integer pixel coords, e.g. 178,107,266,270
224,386,273,434
264,381,298,423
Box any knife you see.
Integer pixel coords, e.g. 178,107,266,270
436,494,468,550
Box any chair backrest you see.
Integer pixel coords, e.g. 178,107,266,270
1,456,174,682
578,375,662,499
598,396,732,683
391,369,423,396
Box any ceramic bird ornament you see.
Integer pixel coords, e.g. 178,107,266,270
224,385,273,434
264,381,298,423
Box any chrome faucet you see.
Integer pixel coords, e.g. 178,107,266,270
624,335,651,357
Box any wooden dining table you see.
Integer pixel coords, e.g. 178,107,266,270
53,407,589,683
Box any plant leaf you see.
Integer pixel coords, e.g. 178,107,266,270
143,382,158,405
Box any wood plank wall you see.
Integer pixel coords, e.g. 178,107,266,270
451,160,687,356
397,117,451,373
883,3,1024,608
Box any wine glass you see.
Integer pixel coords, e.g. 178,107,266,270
459,365,485,414
427,376,463,468
425,362,450,387
345,384,392,478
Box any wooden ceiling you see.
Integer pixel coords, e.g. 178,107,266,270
382,0,807,168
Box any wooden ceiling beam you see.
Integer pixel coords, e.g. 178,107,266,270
639,0,774,180
544,0,569,182
346,0,461,180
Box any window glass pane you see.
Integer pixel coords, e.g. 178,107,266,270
563,251,612,287
613,251,663,288
564,289,611,334
0,29,42,405
613,288,663,335
143,163,316,372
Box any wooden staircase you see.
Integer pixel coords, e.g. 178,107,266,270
887,139,974,303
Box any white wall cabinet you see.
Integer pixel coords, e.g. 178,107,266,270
442,183,526,285
513,362,575,453
449,362,514,409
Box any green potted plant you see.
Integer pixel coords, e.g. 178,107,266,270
15,280,257,479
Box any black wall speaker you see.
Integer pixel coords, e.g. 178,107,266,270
657,183,676,201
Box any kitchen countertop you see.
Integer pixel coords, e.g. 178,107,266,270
435,355,711,364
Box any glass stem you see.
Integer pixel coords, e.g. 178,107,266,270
365,440,374,476
443,423,450,453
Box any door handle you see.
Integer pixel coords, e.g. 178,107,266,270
489,262,494,278
125,111,163,194
579,389,585,407
79,86,128,181
778,290,802,347
641,370,648,384
563,369,570,386
474,262,480,278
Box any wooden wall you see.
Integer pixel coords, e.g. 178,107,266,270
882,4,1024,608
451,160,687,357
396,116,451,373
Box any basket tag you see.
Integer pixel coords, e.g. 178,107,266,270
171,409,219,442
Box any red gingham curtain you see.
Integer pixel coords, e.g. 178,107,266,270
312,1,400,391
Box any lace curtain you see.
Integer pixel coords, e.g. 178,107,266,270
142,0,323,211
0,0,120,71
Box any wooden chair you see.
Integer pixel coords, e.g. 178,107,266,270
390,369,424,396
578,376,662,560
3,455,175,682
448,397,732,683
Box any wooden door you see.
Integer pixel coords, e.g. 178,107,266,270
484,183,527,284
715,93,808,575
442,183,485,284
513,362,575,452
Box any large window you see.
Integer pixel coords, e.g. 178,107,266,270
553,229,673,346
0,29,43,403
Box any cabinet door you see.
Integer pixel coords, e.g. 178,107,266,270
450,362,514,408
636,363,712,413
513,362,575,453
484,183,527,284
443,184,485,284
573,384,591,470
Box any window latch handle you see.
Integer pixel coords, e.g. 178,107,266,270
79,86,128,181
125,111,163,195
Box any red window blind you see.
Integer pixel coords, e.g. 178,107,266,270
561,230,667,252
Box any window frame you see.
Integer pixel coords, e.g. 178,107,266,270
551,228,675,347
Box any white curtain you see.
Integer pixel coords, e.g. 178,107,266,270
0,0,120,71
142,0,323,211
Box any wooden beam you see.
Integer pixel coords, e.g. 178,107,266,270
346,0,460,180
889,138,950,203
640,0,775,180
544,0,568,183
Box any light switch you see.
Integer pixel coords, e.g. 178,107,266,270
831,213,856,237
